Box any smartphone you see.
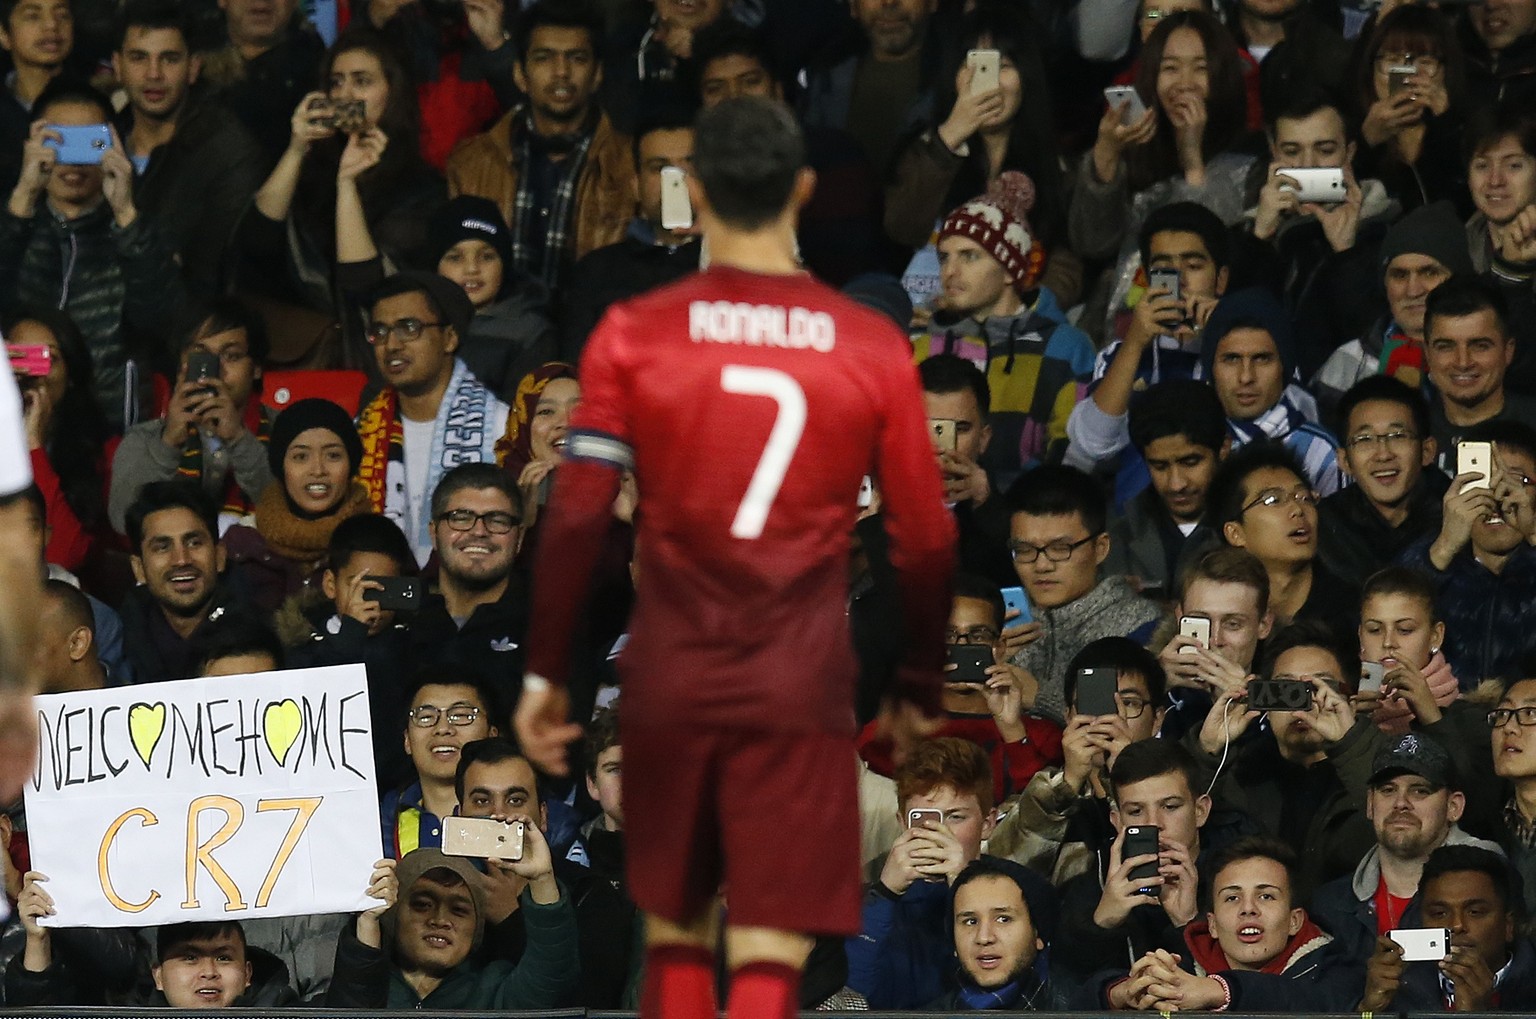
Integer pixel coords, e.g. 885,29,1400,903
7,344,51,378
857,475,874,508
184,349,221,386
363,575,421,612
1388,65,1416,96
441,816,525,860
930,418,958,452
1076,667,1120,717
1359,661,1385,694
1458,440,1492,492
327,99,368,133
1147,266,1181,303
1390,927,1449,962
1122,825,1160,893
44,123,111,165
1276,166,1345,204
1001,586,1032,625
536,472,553,507
660,165,692,230
946,644,993,683
907,807,943,828
967,48,1000,94
1247,678,1315,712
1103,85,1147,124
1179,615,1212,649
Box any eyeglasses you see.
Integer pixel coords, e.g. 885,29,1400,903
1375,53,1442,75
1115,696,1151,719
1009,534,1096,564
1489,707,1536,728
1346,431,1418,452
437,509,520,533
1241,487,1319,513
366,318,445,345
945,626,1000,645
410,704,481,727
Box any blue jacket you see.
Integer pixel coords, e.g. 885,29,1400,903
846,877,953,1009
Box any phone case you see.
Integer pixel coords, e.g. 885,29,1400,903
907,808,943,828
1077,668,1119,717
946,644,993,682
45,124,111,165
1001,586,1031,625
1123,825,1160,885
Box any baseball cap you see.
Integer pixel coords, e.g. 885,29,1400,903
1369,732,1457,790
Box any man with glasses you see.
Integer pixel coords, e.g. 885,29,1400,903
382,669,501,858
1404,419,1536,688
1207,440,1357,630
408,464,528,708
110,301,274,536
989,637,1168,885
1006,464,1160,724
1491,679,1536,916
857,574,1062,803
1319,376,1447,586
360,272,510,566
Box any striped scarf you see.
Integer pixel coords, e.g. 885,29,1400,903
355,359,506,558
510,111,593,290
174,400,270,518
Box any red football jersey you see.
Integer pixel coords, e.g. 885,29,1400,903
526,266,956,733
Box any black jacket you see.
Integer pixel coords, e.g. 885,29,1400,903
1390,935,1536,1010
406,578,530,714
118,584,249,684
1317,471,1448,588
558,225,701,362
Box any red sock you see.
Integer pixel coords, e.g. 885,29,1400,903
727,961,801,1019
642,944,717,1019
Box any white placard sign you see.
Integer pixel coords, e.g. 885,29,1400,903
25,665,379,927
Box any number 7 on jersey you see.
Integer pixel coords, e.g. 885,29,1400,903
721,365,806,540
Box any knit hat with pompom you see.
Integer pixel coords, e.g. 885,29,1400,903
937,171,1046,292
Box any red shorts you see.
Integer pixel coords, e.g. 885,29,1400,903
622,723,862,936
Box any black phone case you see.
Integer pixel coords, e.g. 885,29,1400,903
945,644,992,683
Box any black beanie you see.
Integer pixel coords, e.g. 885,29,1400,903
425,195,514,269
1378,201,1475,279
267,398,363,477
1199,287,1298,383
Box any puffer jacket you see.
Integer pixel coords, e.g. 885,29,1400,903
0,200,187,430
1009,574,1160,722
1399,534,1536,687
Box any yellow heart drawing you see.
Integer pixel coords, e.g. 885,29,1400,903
127,702,166,768
264,700,303,768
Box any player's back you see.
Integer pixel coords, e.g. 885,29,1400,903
576,266,947,733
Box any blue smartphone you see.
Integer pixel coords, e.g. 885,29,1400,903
1001,586,1031,625
45,124,111,165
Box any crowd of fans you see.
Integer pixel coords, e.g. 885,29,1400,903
0,0,1535,1009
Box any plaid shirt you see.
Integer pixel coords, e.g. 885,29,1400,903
1505,799,1536,848
511,112,594,291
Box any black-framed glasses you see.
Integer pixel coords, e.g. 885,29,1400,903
1009,534,1096,563
1241,487,1319,513
1489,707,1536,728
1346,431,1417,452
1116,696,1151,720
410,704,481,727
945,626,1000,645
437,509,519,533
366,318,445,345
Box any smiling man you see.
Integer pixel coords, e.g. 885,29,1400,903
359,273,509,566
119,481,245,683
1403,419,1536,684
1424,275,1536,475
382,671,501,859
1318,376,1447,585
329,846,579,1009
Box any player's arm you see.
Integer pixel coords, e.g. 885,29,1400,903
873,356,957,729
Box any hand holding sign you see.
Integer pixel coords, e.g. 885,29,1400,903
357,858,397,949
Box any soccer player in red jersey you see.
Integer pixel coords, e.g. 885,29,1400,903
515,97,956,1019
